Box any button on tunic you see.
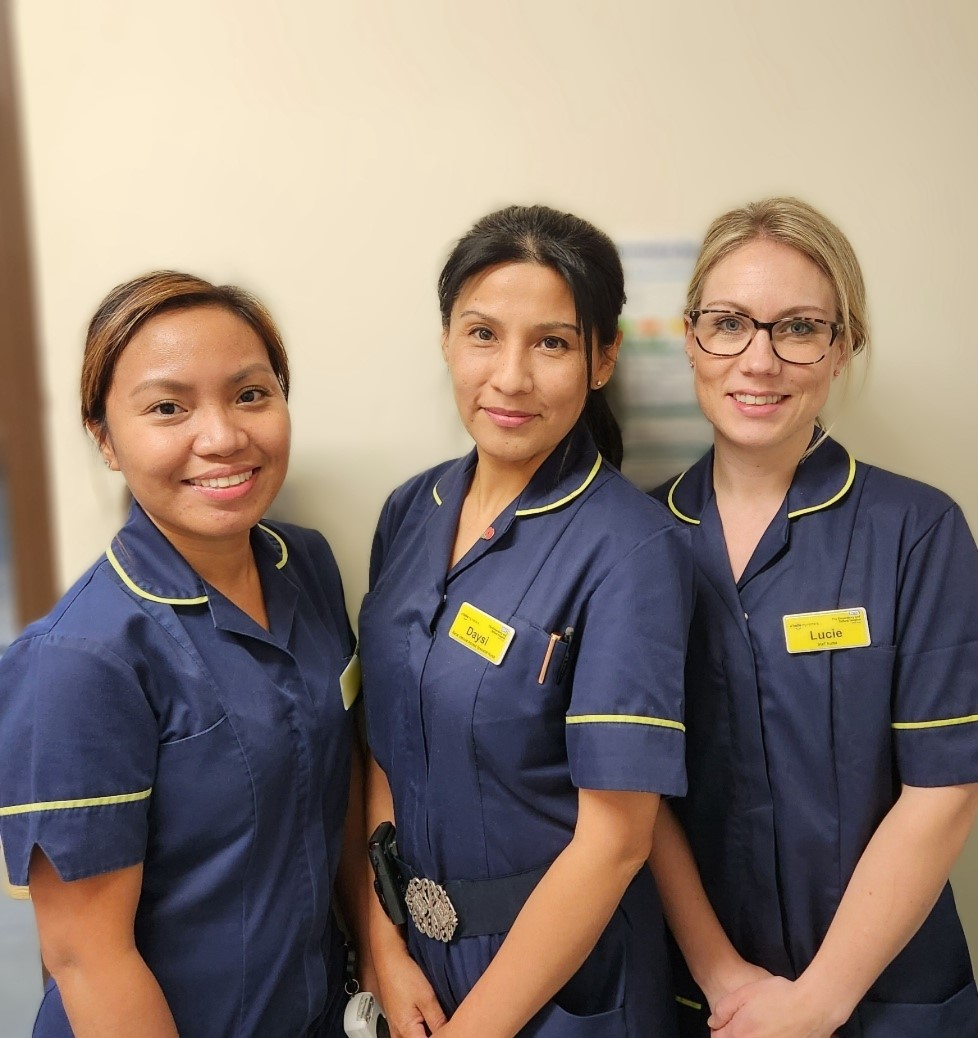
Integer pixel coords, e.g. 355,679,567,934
362,423,692,1037
654,436,978,1037
0,503,355,1038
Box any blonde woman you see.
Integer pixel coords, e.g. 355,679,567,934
650,197,978,1038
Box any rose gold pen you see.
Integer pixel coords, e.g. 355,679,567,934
537,632,561,684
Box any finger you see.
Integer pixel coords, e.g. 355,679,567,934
419,992,448,1031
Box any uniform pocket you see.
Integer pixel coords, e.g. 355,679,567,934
523,1001,627,1038
854,978,978,1037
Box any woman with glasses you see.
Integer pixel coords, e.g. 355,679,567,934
648,196,978,1037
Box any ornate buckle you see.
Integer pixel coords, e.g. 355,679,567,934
404,877,459,942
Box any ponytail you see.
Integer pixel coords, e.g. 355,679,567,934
583,389,623,469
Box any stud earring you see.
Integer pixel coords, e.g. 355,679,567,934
594,379,603,388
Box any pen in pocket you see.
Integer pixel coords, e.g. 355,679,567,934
537,632,561,684
538,626,575,684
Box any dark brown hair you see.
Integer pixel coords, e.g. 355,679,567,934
81,270,290,441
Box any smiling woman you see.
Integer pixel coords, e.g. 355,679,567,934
649,197,978,1038
0,271,369,1038
361,205,693,1038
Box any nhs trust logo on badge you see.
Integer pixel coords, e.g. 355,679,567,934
782,607,871,654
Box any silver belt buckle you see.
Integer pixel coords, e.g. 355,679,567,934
404,877,458,942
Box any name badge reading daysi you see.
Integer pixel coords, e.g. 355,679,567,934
449,602,515,666
783,607,871,654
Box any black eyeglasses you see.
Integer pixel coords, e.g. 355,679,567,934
687,309,841,365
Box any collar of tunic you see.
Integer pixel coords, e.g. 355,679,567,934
105,501,289,606
664,431,857,527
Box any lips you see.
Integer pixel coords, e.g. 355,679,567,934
186,469,255,489
731,393,786,405
483,407,536,428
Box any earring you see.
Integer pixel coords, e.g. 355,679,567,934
688,359,694,369
833,368,841,377
594,379,603,388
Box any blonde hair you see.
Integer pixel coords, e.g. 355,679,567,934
686,197,869,368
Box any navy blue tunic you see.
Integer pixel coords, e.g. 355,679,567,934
0,503,355,1038
653,435,978,1037
361,422,692,1037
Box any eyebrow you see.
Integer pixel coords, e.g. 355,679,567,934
128,363,276,398
702,299,832,318
458,309,580,334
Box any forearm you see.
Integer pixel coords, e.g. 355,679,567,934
798,783,978,1029
446,790,659,1038
364,751,409,967
30,855,179,1038
49,947,178,1038
649,802,760,1005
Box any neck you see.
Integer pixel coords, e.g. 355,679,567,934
160,526,258,593
467,451,543,518
712,427,815,506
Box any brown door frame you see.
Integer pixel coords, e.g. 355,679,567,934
0,0,56,627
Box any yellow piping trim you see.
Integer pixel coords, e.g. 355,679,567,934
257,523,288,570
892,714,978,731
515,454,603,517
675,995,703,1011
787,451,856,519
432,481,443,506
566,713,685,732
666,470,700,526
107,544,209,605
0,788,152,818
107,522,288,601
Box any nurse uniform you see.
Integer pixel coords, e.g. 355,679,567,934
0,502,356,1038
361,421,692,1037
653,434,978,1037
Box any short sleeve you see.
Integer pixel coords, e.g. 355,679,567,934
566,523,693,796
892,504,978,786
0,633,158,886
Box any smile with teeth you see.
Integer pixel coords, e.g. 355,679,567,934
187,469,254,489
733,393,785,405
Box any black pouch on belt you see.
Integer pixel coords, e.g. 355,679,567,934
367,821,408,926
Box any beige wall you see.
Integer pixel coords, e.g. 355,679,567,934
12,0,978,956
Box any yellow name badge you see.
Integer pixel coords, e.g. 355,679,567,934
339,652,362,711
448,602,515,666
783,607,871,654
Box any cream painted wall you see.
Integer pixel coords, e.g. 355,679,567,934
12,0,978,962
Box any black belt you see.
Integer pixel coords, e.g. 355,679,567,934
394,856,548,943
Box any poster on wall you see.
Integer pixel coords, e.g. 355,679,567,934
609,239,713,492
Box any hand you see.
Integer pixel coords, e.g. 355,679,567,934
709,976,840,1038
702,959,775,1014
375,944,448,1038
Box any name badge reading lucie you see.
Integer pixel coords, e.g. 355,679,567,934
783,607,871,654
448,602,515,666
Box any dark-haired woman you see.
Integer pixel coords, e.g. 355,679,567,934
0,273,367,1037
360,205,692,1038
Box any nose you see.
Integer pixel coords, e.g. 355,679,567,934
739,327,781,375
193,406,248,456
490,341,533,396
